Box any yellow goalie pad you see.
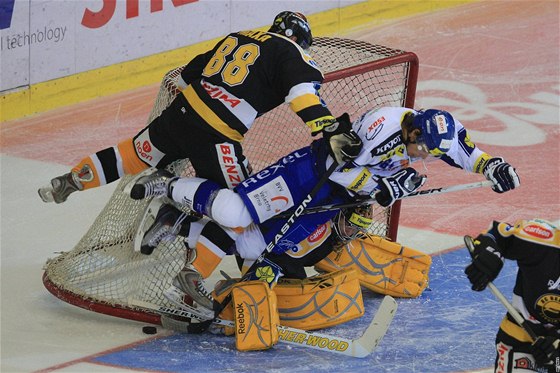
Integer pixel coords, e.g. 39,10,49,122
231,281,280,351
315,236,431,298
274,268,364,330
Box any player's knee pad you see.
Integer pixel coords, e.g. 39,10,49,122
274,268,364,330
315,236,431,298
210,189,252,228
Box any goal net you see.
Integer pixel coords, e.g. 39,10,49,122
43,37,418,325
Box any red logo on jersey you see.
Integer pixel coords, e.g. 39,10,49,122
368,116,385,132
495,342,509,373
218,144,242,187
523,224,553,239
134,139,153,161
271,196,289,212
202,82,241,108
142,141,152,152
308,224,328,243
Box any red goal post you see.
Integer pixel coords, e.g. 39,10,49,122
42,37,418,324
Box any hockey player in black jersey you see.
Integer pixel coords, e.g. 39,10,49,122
39,11,361,203
465,219,559,372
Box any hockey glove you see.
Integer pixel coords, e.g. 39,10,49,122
323,113,363,164
464,234,504,291
483,157,520,193
530,336,560,367
373,168,427,207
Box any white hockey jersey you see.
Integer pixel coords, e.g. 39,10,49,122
328,106,489,196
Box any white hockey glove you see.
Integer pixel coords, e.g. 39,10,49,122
322,113,363,164
373,168,427,207
482,157,520,193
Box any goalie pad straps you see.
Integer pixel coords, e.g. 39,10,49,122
315,236,431,298
274,268,364,330
232,281,280,351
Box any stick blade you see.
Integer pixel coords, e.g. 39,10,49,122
352,295,398,358
464,235,476,255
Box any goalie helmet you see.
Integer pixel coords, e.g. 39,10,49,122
333,204,374,243
268,11,313,50
411,109,456,156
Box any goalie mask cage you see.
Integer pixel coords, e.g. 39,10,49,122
42,37,418,325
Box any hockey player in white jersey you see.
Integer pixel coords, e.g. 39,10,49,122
131,106,520,312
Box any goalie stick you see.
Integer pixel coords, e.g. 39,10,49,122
275,180,494,217
128,294,397,358
464,235,539,341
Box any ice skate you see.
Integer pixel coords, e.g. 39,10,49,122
38,167,90,204
166,265,214,312
130,168,177,200
139,203,190,255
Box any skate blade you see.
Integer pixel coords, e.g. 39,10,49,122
164,286,214,320
134,198,164,252
38,186,54,203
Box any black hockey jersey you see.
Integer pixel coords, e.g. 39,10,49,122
490,218,560,329
180,30,334,142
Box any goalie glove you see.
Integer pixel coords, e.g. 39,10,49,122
464,234,504,291
482,157,520,193
322,113,363,164
373,168,426,207
530,336,560,367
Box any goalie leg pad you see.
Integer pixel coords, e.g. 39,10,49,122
274,268,364,330
315,237,431,298
232,281,279,351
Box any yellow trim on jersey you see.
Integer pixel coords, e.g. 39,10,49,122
182,85,244,142
347,168,372,192
473,152,492,173
499,316,533,343
289,93,323,113
307,115,336,134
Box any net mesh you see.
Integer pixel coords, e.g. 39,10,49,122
43,37,417,321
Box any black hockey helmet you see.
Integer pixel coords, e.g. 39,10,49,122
268,11,313,50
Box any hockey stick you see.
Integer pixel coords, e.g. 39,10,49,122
463,235,538,341
275,180,494,217
128,295,397,358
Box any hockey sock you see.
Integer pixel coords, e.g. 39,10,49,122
192,221,236,278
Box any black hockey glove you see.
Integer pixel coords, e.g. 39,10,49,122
322,113,363,164
464,234,504,291
373,168,427,207
483,157,520,193
530,336,560,367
